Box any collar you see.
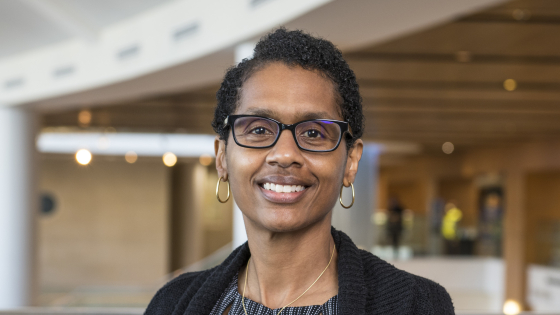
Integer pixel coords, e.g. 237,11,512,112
177,227,367,315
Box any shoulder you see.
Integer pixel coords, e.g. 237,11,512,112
411,275,455,314
359,249,415,286
144,269,212,315
144,243,251,315
358,250,454,314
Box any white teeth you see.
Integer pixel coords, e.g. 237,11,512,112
262,183,306,193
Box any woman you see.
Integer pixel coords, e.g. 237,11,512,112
146,29,454,315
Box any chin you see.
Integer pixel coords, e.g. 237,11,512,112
256,209,324,233
261,221,305,233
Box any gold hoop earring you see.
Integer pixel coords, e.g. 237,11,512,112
216,176,230,203
339,183,355,209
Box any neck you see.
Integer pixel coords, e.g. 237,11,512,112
240,217,338,309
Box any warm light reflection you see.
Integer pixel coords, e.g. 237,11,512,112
199,154,213,166
163,152,177,167
75,149,92,165
373,211,387,225
78,110,92,125
455,51,472,63
503,299,521,315
403,209,415,229
512,9,530,21
442,142,454,154
504,79,517,91
125,151,138,164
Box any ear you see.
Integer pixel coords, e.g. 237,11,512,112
343,139,363,187
215,136,228,181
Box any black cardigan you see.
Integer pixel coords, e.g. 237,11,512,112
145,228,455,315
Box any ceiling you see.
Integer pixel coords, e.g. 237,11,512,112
43,0,560,152
346,0,560,149
0,0,174,58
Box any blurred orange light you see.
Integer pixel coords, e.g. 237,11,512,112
442,142,454,154
504,79,517,91
503,299,521,315
78,110,92,125
75,149,92,165
163,152,177,167
125,151,138,164
455,51,472,63
199,154,213,166
512,9,530,21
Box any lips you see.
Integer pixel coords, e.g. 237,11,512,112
262,183,305,193
256,176,312,203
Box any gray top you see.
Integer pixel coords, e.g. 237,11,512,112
209,273,338,315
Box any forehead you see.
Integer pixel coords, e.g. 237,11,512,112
236,62,342,123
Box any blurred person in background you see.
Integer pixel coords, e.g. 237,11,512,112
478,189,503,257
145,28,454,315
387,197,404,259
442,202,463,255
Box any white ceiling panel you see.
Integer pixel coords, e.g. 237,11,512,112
50,0,176,30
0,0,176,59
0,0,71,58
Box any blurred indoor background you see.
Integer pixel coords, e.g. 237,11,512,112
1,0,560,314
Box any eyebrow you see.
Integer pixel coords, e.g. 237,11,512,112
244,108,275,118
299,111,339,121
241,107,340,121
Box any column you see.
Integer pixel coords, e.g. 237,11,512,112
332,144,380,250
503,170,527,308
424,176,443,256
169,162,204,271
0,106,38,309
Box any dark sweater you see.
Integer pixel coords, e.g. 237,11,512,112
145,228,455,315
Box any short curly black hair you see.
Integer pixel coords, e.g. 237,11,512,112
212,28,364,151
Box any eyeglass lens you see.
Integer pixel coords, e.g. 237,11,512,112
233,116,342,151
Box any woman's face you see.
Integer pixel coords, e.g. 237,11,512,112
216,62,363,233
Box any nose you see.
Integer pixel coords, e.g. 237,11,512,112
265,129,304,168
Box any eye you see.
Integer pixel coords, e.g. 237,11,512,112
303,129,324,138
307,130,320,138
250,126,272,135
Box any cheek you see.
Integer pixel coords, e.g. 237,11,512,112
226,146,263,188
307,153,347,189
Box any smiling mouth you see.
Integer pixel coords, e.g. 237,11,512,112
261,183,307,193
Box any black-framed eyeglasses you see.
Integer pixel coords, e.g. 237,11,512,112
224,115,352,152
